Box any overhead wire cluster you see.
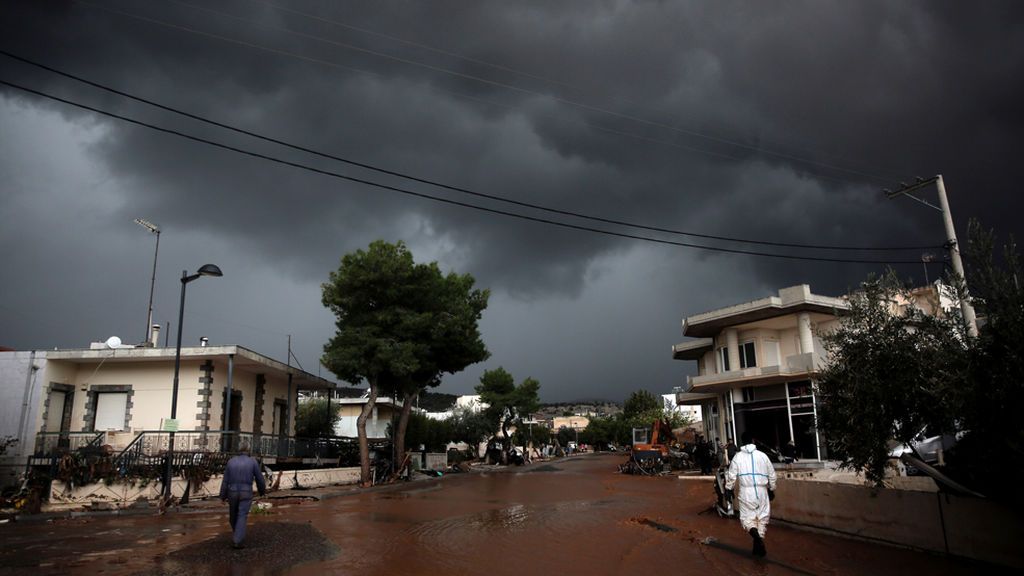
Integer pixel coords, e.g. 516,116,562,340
0,0,944,265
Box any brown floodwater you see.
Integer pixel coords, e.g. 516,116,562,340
0,454,985,575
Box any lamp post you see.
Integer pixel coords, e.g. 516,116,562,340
134,218,161,345
163,263,223,501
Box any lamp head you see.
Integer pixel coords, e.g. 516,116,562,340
197,264,223,277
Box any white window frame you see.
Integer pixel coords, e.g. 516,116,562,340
94,392,128,431
739,340,757,369
716,346,730,372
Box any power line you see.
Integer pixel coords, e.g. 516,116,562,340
0,76,929,265
78,0,903,186
0,49,938,253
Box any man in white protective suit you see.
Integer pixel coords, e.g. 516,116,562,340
724,430,778,557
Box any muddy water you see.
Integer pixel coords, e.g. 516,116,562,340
0,454,982,575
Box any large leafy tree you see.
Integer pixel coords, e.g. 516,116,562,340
475,367,540,464
321,241,431,485
816,273,968,484
390,263,489,473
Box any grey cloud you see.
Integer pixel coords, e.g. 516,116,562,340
1,0,1021,401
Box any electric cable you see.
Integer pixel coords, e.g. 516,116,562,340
0,77,929,265
0,49,939,253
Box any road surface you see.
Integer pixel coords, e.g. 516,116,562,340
0,453,984,575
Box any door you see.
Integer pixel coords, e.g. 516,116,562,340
46,389,73,451
221,390,243,451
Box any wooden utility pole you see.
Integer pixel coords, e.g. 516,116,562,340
885,175,979,337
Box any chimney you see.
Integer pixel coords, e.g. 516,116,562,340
150,324,161,347
200,337,209,347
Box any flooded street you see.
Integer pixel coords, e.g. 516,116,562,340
0,454,981,575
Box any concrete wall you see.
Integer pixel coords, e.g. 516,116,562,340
47,466,361,507
773,478,1022,569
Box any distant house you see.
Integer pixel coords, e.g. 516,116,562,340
332,396,410,440
661,393,701,424
0,340,334,486
424,394,487,421
552,415,590,431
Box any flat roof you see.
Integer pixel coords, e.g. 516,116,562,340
682,285,849,338
33,345,335,390
672,338,713,360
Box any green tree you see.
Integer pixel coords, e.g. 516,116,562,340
475,367,540,464
816,273,967,484
448,405,493,456
398,412,454,453
321,240,431,485
390,263,489,474
294,397,341,438
623,389,662,420
952,222,1024,499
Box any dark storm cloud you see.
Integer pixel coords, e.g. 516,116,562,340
1,0,1022,400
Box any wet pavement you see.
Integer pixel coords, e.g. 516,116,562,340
0,454,989,575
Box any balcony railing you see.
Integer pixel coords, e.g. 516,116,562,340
688,352,822,389
30,429,361,481
33,431,106,456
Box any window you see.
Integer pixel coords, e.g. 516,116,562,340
717,347,730,372
94,392,128,430
739,341,757,368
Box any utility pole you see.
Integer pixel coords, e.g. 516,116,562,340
885,175,979,337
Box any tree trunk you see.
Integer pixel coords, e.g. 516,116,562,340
393,391,416,480
357,379,378,487
500,420,510,465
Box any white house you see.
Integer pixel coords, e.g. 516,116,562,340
661,393,701,424
672,285,849,460
672,282,952,461
0,340,334,486
332,396,409,439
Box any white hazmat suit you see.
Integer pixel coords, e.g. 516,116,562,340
725,443,777,537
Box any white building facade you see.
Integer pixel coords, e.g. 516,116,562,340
673,285,849,460
0,343,333,485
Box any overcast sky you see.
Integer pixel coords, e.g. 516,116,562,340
1,1,1021,402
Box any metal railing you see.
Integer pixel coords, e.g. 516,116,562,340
33,431,106,456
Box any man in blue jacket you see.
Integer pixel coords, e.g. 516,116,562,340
219,442,267,548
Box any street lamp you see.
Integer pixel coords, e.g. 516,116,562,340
134,218,161,346
164,263,223,500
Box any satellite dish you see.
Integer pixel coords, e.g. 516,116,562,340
105,336,122,349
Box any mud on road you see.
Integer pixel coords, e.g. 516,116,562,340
0,454,985,575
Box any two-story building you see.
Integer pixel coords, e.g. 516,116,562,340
672,285,850,461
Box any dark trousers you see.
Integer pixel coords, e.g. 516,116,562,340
227,489,254,545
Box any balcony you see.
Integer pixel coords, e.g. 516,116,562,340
687,352,822,391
